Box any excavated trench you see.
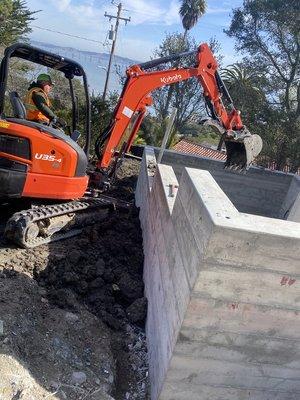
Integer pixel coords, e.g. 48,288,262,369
0,159,149,399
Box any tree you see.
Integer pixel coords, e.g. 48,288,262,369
79,92,118,158
48,70,86,119
0,0,37,115
221,63,265,126
0,0,37,47
151,33,222,145
136,33,223,148
225,0,300,170
3,59,35,116
151,32,204,147
179,0,206,40
138,115,169,146
222,64,260,92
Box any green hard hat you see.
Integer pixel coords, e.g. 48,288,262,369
37,73,53,85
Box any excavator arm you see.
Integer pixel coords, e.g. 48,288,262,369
96,43,262,174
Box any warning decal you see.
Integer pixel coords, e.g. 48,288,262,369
122,106,134,118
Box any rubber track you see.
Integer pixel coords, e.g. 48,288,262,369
5,197,119,248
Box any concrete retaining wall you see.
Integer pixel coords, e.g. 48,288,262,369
280,175,300,221
136,148,300,400
156,149,295,219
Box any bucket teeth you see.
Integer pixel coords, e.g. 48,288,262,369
224,134,263,172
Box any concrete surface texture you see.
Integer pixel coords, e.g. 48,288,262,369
288,192,300,222
156,148,299,219
136,147,300,400
280,175,300,221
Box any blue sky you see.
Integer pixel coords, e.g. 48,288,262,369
25,0,243,64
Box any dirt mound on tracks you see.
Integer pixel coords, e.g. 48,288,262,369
0,159,149,399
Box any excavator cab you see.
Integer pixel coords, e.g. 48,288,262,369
0,43,91,201
0,43,91,145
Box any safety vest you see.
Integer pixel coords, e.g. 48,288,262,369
24,87,51,123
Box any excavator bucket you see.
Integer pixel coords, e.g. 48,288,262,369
200,119,263,172
224,134,263,171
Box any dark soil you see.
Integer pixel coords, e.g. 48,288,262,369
0,158,149,399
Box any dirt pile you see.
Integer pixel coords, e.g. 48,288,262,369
0,159,149,399
0,267,115,399
37,208,146,329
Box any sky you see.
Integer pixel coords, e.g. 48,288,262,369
25,0,243,64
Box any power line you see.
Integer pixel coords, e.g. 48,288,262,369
32,25,104,44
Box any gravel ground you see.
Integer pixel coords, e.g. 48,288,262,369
0,159,149,400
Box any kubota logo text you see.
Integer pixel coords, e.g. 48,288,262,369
160,74,182,84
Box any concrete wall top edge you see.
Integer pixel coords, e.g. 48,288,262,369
184,168,300,240
155,148,296,218
144,147,157,187
183,167,239,218
238,212,300,238
135,147,157,209
156,164,179,215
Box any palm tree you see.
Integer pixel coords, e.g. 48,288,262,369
179,0,207,40
221,64,262,108
221,63,265,128
221,64,259,91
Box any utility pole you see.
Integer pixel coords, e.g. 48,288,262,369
103,3,130,101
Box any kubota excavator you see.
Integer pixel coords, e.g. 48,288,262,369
0,42,262,248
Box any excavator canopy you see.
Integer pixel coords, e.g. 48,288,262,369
0,43,91,155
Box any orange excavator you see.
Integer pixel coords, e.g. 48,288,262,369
0,42,262,248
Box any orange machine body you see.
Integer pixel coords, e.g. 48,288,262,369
0,42,253,203
0,119,89,200
97,43,245,170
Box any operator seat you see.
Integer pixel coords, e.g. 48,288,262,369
9,92,26,119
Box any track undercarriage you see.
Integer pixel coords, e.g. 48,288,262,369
4,194,131,248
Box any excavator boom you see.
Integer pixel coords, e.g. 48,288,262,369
95,43,262,174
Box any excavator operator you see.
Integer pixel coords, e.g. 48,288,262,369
24,73,66,129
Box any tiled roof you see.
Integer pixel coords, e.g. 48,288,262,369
173,139,226,161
